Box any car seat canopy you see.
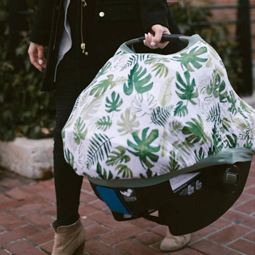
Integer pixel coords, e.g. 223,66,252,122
62,34,255,181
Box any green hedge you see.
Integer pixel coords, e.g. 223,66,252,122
0,0,242,141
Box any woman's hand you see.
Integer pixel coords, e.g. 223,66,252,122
167,0,183,5
28,42,47,72
143,24,171,50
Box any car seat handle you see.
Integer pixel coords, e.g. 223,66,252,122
125,34,190,46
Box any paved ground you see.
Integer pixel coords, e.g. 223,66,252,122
0,159,254,255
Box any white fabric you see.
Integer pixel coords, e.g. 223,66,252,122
62,34,255,180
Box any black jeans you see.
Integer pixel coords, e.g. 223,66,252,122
52,0,101,227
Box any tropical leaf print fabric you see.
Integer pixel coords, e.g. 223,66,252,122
62,34,255,180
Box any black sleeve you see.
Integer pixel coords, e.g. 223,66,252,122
29,0,54,46
139,0,170,33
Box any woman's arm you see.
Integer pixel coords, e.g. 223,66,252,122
29,0,53,71
139,0,170,34
29,0,54,46
139,0,172,49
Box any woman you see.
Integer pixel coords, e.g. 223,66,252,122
28,0,190,254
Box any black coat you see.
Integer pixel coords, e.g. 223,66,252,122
30,0,182,92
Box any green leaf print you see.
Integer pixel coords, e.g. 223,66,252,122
139,168,157,178
182,115,207,145
211,125,224,153
145,55,170,65
73,117,87,145
90,74,115,97
225,134,238,148
240,101,252,114
86,134,112,169
174,101,188,117
172,46,207,71
121,55,138,70
127,128,160,169
117,109,140,135
116,164,133,178
206,71,228,102
194,148,205,162
151,106,172,126
227,91,237,115
106,146,130,166
244,137,253,149
80,95,103,120
96,116,112,131
169,121,183,136
123,63,153,95
151,63,169,78
222,117,231,132
169,150,180,172
64,149,77,171
176,71,198,105
96,163,113,180
206,104,221,125
105,91,123,113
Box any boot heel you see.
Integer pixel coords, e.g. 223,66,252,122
73,242,85,255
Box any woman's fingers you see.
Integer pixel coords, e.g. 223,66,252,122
28,43,46,71
143,24,171,50
37,45,47,68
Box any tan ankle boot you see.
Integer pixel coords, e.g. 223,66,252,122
160,228,191,252
51,218,86,255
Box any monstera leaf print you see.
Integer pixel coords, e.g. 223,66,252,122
116,164,133,178
174,101,188,117
145,56,170,78
127,128,160,169
86,134,112,169
105,92,123,113
117,109,140,135
90,74,115,97
151,63,169,78
176,71,198,105
106,146,130,166
73,117,87,145
194,148,205,162
172,46,207,71
206,71,228,102
94,62,111,80
123,63,153,95
96,116,112,131
131,93,157,117
225,134,238,148
182,115,207,145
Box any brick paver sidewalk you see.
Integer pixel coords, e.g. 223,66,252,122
0,159,254,255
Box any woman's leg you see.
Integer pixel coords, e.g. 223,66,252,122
53,81,83,227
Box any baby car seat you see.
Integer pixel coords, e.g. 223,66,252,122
62,34,255,234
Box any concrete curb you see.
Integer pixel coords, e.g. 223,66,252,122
0,137,53,180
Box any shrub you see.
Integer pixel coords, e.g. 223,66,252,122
0,0,55,141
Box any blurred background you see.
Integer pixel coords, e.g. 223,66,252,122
0,0,254,142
